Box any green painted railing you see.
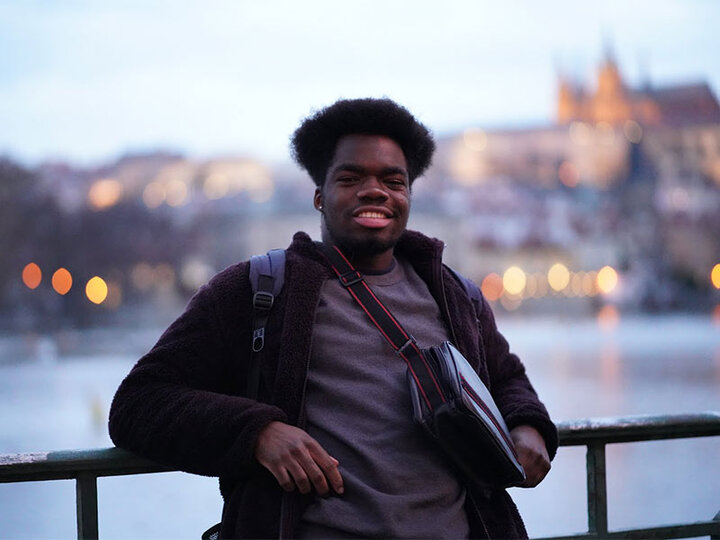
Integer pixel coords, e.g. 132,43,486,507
1,412,719,539
538,412,720,540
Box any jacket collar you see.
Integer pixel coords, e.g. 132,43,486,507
287,229,445,270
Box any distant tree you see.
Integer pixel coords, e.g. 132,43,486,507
0,158,65,312
0,157,193,328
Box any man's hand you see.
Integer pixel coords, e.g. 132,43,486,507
510,424,551,487
254,421,344,496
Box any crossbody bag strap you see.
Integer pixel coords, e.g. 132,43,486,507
322,244,447,412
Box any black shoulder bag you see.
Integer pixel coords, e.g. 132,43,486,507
323,245,526,491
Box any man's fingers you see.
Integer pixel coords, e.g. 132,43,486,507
519,448,551,487
285,459,314,494
321,456,344,494
291,447,331,494
268,466,295,492
255,422,344,495
510,424,551,488
308,444,344,495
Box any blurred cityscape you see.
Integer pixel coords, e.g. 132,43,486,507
2,51,720,332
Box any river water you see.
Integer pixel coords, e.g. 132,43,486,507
0,315,718,539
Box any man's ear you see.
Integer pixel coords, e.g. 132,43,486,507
313,188,323,211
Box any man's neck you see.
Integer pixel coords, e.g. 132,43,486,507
350,250,395,273
356,254,397,275
321,241,395,273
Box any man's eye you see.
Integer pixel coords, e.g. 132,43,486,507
337,176,357,183
385,178,407,188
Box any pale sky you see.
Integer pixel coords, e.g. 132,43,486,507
1,0,719,167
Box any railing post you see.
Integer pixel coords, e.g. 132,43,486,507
586,443,608,536
76,473,99,540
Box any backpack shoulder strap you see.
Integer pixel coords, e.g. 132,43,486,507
247,248,286,398
446,265,484,318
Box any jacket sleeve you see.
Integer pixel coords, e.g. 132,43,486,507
478,295,559,460
108,264,288,479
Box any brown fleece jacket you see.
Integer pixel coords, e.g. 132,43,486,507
109,230,558,539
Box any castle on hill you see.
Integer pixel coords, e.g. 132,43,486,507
421,51,720,309
557,50,720,127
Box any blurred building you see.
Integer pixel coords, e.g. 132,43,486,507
429,50,720,311
9,50,719,325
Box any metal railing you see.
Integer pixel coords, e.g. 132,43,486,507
538,412,720,540
1,412,719,539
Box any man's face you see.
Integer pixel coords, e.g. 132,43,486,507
315,134,410,259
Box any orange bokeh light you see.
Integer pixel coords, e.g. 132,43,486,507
711,264,720,289
88,178,123,210
597,266,619,295
548,263,570,292
22,263,42,289
558,161,579,187
85,276,108,304
52,268,73,295
503,266,526,296
481,273,504,302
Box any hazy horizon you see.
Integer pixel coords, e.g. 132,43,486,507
2,0,719,167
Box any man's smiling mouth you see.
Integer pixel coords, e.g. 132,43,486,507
356,211,390,219
353,209,393,228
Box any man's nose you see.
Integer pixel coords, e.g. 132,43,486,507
356,177,389,200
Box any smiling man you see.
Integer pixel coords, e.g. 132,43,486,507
313,133,411,270
110,98,557,539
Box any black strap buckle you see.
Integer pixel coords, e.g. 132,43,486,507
253,291,274,311
397,336,415,356
339,270,363,288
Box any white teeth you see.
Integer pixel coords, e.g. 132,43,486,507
358,212,388,219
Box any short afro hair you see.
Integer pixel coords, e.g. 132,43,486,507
291,97,435,186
